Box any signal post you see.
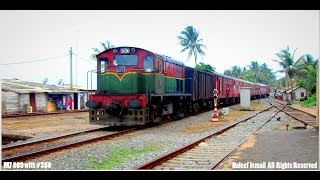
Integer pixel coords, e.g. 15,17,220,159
212,89,219,122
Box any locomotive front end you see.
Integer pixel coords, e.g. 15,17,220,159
86,93,148,126
86,47,155,126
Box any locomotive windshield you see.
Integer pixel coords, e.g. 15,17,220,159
114,55,138,66
143,56,153,70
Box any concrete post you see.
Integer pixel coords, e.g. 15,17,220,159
240,87,251,110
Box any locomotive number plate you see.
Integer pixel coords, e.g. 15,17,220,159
116,66,125,74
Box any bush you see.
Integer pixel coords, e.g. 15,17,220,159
301,94,317,107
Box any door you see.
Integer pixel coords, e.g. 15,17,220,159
30,93,36,112
74,93,79,110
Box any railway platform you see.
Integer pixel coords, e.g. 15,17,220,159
216,128,319,170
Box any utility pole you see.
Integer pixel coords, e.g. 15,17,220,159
75,40,78,85
70,47,73,89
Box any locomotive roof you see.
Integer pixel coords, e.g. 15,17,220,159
96,46,154,57
96,46,185,66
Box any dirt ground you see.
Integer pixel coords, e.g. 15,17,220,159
1,112,103,138
179,101,264,134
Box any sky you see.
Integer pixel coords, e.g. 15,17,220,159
0,10,319,88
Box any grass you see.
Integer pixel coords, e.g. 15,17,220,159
88,144,161,170
291,94,317,108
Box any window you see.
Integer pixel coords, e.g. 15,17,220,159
101,61,106,72
97,58,109,73
143,56,154,70
301,92,304,97
114,55,138,66
158,60,163,73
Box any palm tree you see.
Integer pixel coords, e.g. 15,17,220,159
91,40,115,60
273,46,299,101
273,46,298,90
223,66,242,78
295,54,318,76
296,54,319,96
230,65,243,78
247,61,260,83
259,63,275,85
178,26,206,65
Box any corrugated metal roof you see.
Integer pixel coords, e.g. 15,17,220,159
1,79,83,94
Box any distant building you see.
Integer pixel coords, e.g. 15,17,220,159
291,87,307,100
1,79,93,114
281,86,307,101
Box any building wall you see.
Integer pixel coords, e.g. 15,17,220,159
36,93,48,112
294,88,307,100
19,93,30,113
82,92,88,109
1,91,19,114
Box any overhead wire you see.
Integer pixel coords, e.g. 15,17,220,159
0,54,68,65
72,52,97,66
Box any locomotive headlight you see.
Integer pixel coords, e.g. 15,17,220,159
85,100,97,108
128,99,141,109
120,48,130,54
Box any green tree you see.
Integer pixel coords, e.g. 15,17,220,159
224,66,243,78
296,54,318,96
247,61,261,83
223,63,276,87
259,63,276,85
178,26,206,65
195,62,215,72
91,40,115,60
273,46,298,90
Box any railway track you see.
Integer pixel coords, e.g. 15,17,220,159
265,98,317,128
281,105,317,128
2,127,135,162
136,103,283,170
2,109,88,118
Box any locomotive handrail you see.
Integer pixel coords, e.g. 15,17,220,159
86,69,100,100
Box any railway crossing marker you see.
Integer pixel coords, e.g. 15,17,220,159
212,89,219,122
